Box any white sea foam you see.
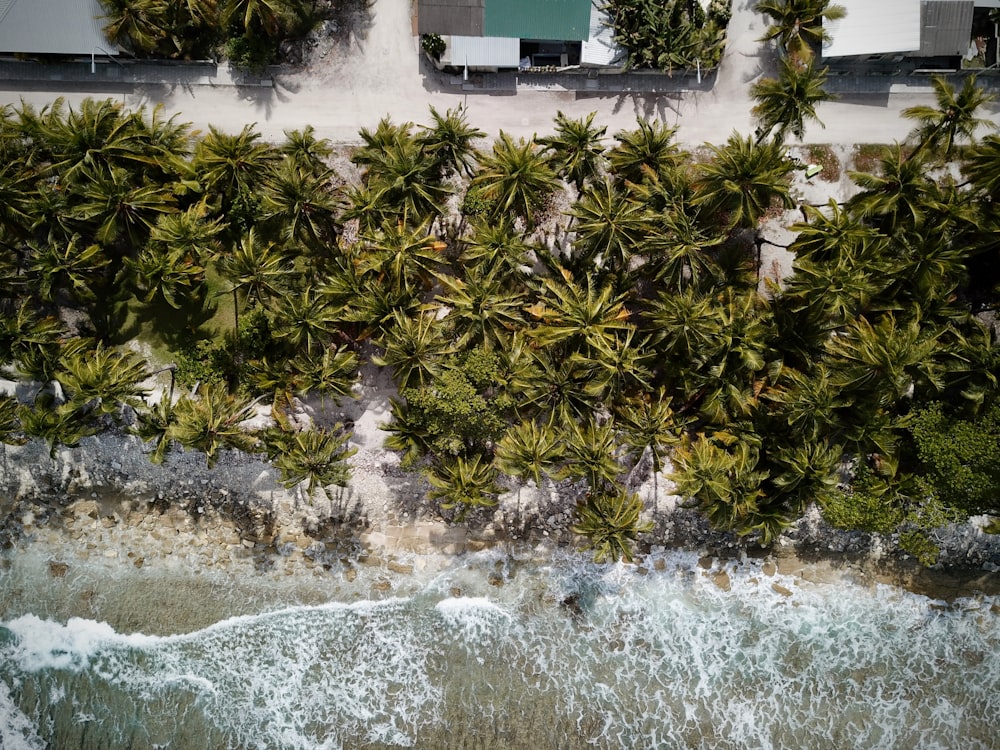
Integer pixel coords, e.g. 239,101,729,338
1,553,998,749
0,681,44,750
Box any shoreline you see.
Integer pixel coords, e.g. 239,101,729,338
3,422,1000,624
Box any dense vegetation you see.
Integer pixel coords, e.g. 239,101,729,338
0,81,998,563
98,0,333,69
606,0,732,72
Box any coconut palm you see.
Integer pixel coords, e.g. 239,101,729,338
0,302,65,383
194,124,276,211
755,0,846,65
268,285,337,355
69,166,178,249
435,267,526,351
572,488,652,563
218,228,291,318
460,216,534,282
571,327,655,402
693,132,795,229
538,111,607,194
607,118,682,184
222,0,287,36
0,395,26,447
169,382,260,468
527,270,632,355
847,145,942,231
964,134,1000,196
510,345,596,423
558,418,622,490
131,396,176,464
357,219,444,294
56,341,149,419
614,388,679,495
18,397,103,457
260,159,341,250
764,364,848,441
646,208,724,293
427,454,504,518
903,75,995,158
494,418,563,487
672,432,772,539
267,426,356,499
569,178,650,272
751,58,832,144
128,245,207,310
29,237,110,305
470,132,559,225
100,0,169,54
372,309,452,391
280,125,333,175
418,105,484,178
148,204,224,262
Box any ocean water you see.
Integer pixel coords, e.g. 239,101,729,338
2,547,999,750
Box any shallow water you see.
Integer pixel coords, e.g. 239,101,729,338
2,545,999,750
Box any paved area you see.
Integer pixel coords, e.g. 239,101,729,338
0,0,997,145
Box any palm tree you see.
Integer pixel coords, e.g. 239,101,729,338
29,237,110,305
0,302,65,384
266,426,356,499
571,327,654,402
607,118,682,184
751,58,832,144
494,418,563,487
470,132,559,225
222,0,287,36
131,396,176,464
538,111,607,194
527,270,632,355
646,209,724,293
572,488,652,563
69,165,178,249
614,389,679,497
693,132,795,229
672,433,774,540
280,125,333,175
903,75,995,158
100,0,169,54
509,347,596,423
755,0,846,66
418,105,484,178
964,134,1000,196
169,383,261,468
558,418,622,490
435,267,526,351
194,124,276,217
260,158,341,250
357,219,444,294
128,244,207,309
56,341,149,419
218,228,291,322
846,145,941,231
268,285,337,355
371,309,452,390
427,454,504,518
460,216,533,282
569,178,650,272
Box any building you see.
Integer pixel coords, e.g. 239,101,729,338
822,0,998,72
0,0,117,58
419,0,624,72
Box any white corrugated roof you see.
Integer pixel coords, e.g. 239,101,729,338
0,0,118,56
823,0,921,57
440,35,520,67
581,1,624,67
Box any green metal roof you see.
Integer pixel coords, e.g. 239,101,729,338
484,0,592,41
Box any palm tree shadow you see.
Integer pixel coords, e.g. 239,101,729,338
126,293,220,352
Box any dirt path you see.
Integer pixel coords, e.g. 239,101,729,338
2,0,995,145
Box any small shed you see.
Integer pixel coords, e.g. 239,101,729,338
440,35,521,69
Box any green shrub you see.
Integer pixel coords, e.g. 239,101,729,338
225,34,274,73
421,33,445,60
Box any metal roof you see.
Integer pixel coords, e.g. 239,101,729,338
823,0,921,57
418,0,485,37
581,1,624,66
440,35,521,67
915,0,974,57
0,0,117,56
484,0,592,41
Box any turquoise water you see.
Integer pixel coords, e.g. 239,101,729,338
2,548,999,749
